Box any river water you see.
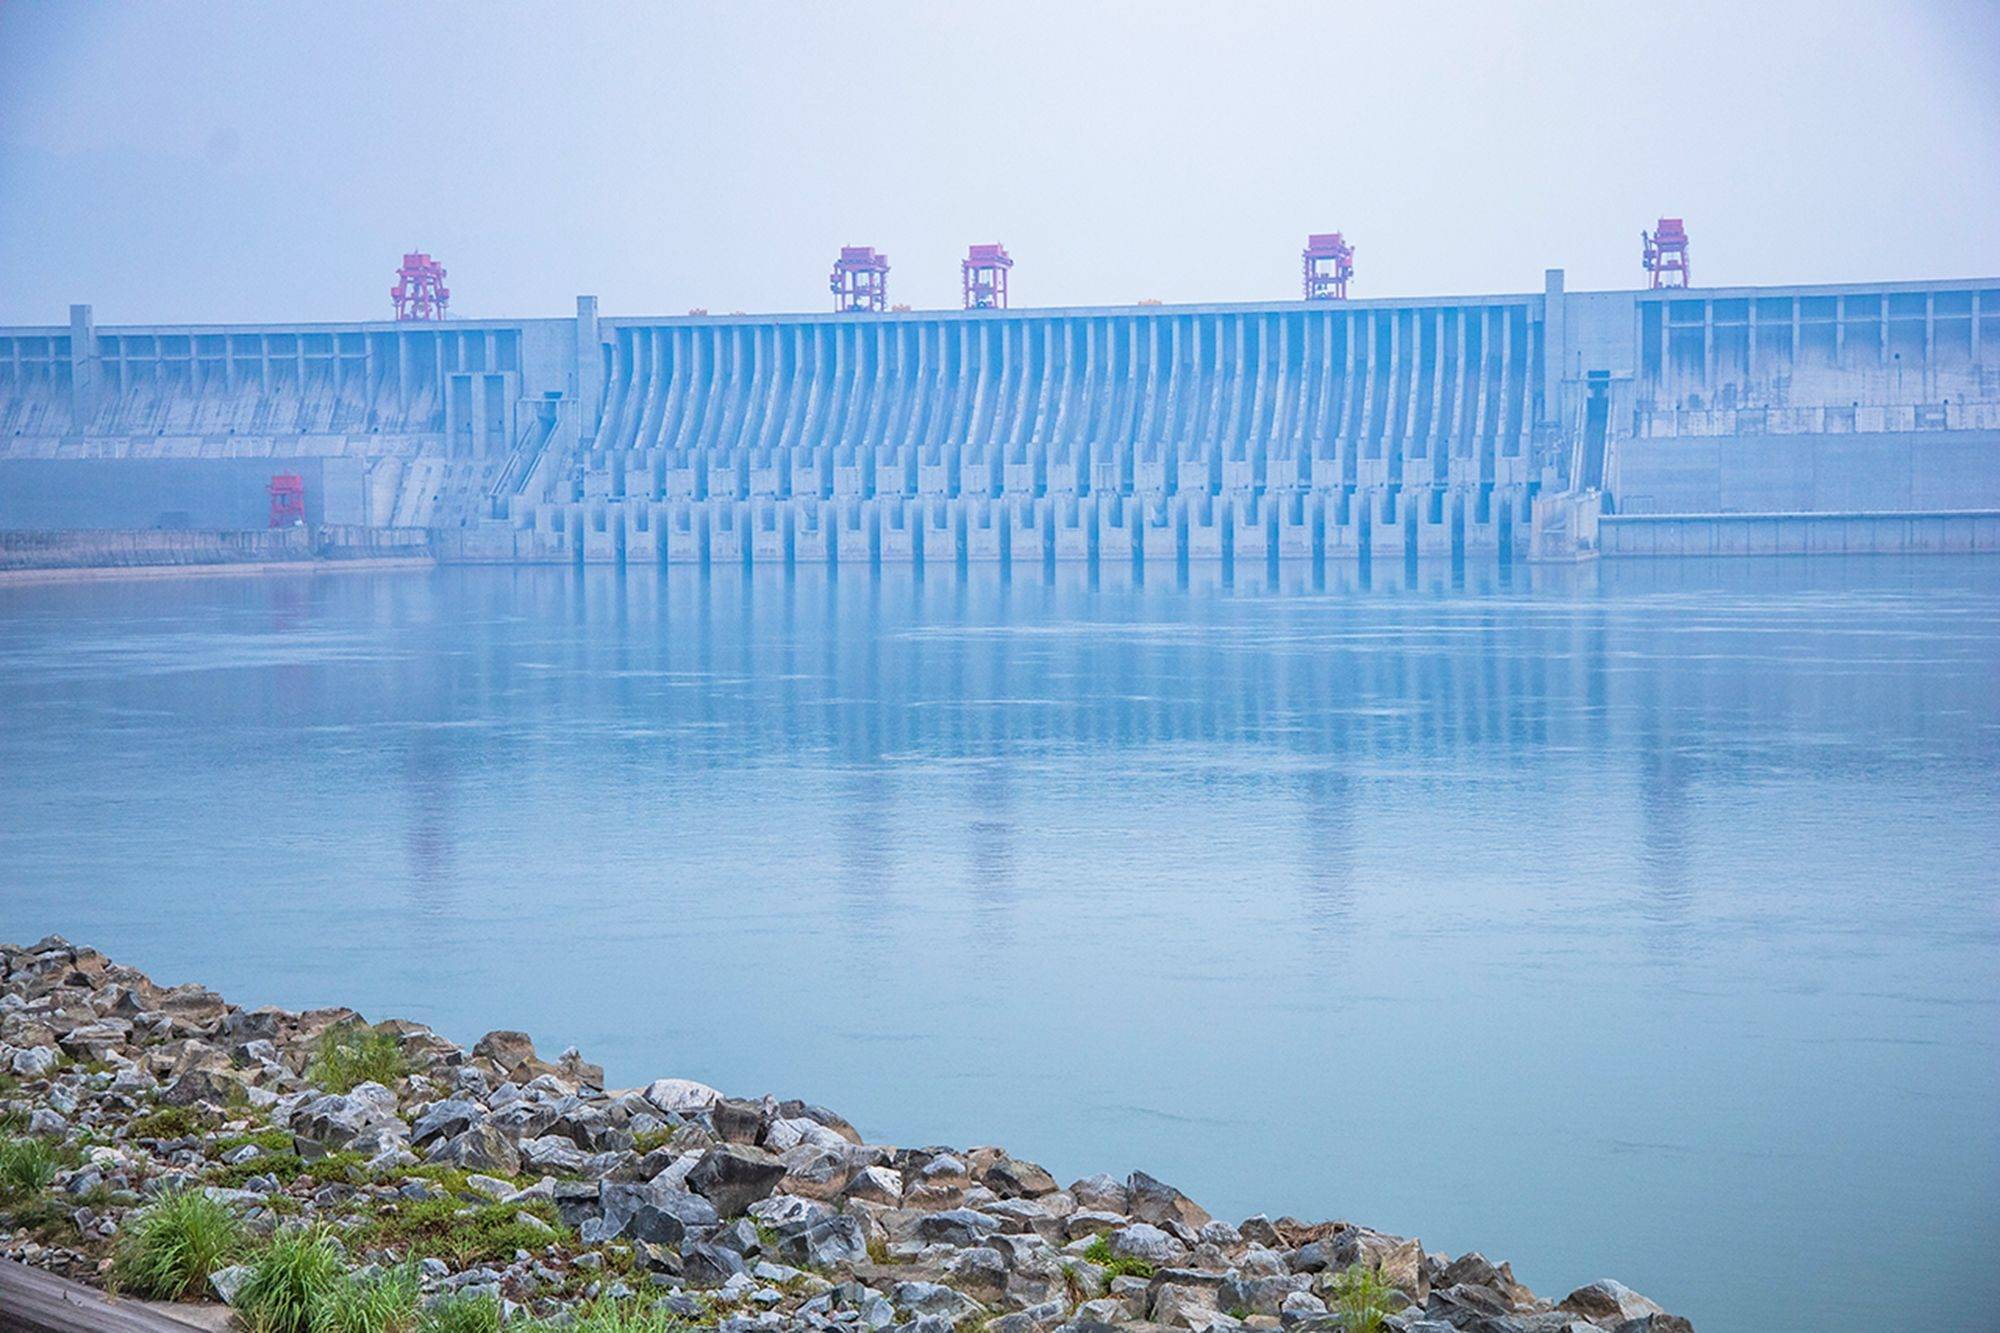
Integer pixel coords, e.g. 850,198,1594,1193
1,557,1994,1331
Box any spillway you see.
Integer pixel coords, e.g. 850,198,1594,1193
3,270,1997,565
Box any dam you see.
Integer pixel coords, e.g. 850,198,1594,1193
3,269,1997,567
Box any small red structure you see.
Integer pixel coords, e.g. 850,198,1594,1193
391,251,450,321
1302,232,1355,300
830,246,890,312
268,474,305,527
1642,218,1690,289
962,243,1013,309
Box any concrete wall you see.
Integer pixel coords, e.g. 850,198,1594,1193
0,456,368,528
0,526,311,570
3,273,1996,565
1600,510,2000,557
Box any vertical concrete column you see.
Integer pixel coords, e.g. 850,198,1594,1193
1542,269,1565,427
67,303,99,431
574,295,603,445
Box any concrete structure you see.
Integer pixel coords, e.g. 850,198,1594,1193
4,271,1996,566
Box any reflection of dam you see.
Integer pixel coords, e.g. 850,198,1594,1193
3,272,1997,563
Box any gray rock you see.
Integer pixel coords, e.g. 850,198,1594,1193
643,1077,723,1114
687,1143,788,1216
9,1046,58,1078
411,1097,484,1146
1559,1280,1666,1324
1126,1171,1211,1231
915,1207,1003,1248
892,1281,987,1324
943,1246,1009,1302
428,1123,521,1176
682,1240,750,1287
713,1097,769,1145
1067,1173,1130,1214
1217,1273,1310,1316
209,1263,253,1305
983,1157,1059,1198
801,1213,869,1268
599,1179,720,1239
1108,1222,1187,1266
520,1134,591,1175
160,1068,241,1109
26,1108,67,1138
293,1090,406,1156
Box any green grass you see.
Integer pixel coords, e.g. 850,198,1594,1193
1327,1262,1399,1333
520,1301,706,1332
0,1135,65,1199
629,1127,677,1157
235,1227,349,1333
128,1105,216,1141
358,1196,568,1268
1080,1234,1155,1285
110,1188,248,1300
316,1263,422,1333
207,1147,368,1189
416,1293,504,1333
308,1024,409,1095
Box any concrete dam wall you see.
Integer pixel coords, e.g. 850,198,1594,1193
4,273,1996,565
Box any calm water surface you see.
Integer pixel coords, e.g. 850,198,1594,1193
2,558,1995,1332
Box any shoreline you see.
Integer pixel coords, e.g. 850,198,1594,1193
0,937,1692,1332
0,557,437,588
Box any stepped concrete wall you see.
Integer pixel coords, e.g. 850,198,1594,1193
4,276,1995,565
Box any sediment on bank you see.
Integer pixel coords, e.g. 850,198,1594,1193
0,938,1692,1332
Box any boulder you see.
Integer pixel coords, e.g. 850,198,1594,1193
1108,1223,1188,1267
1216,1273,1310,1316
1559,1281,1667,1325
599,1180,720,1239
408,1096,482,1144
916,1207,1004,1248
984,1157,1060,1198
1126,1171,1211,1231
681,1240,749,1287
427,1123,521,1176
470,1030,537,1072
291,1089,405,1155
160,1067,242,1108
1069,1173,1130,1214
800,1212,870,1268
893,1281,988,1325
843,1165,904,1205
643,1077,723,1114
713,1097,769,1145
688,1143,788,1215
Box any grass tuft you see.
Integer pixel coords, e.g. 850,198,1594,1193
1327,1262,1399,1333
0,1135,64,1199
110,1188,247,1300
235,1226,349,1333
1080,1233,1155,1285
416,1292,504,1333
308,1025,409,1095
360,1196,568,1268
129,1104,216,1141
316,1263,422,1333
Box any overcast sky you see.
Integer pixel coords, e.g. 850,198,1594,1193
2,1,1995,326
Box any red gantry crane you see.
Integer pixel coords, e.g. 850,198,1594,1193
830,246,891,312
391,252,450,320
1302,232,1355,300
1642,219,1690,288
962,243,1013,309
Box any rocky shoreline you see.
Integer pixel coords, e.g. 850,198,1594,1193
0,938,1691,1332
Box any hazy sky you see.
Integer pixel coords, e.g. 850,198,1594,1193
2,1,1996,326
